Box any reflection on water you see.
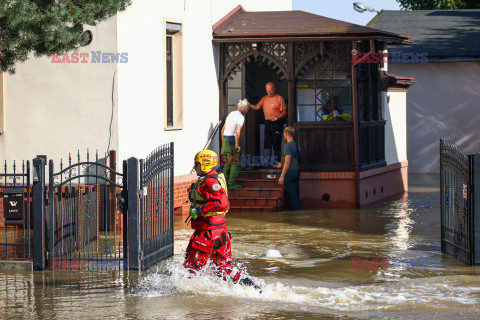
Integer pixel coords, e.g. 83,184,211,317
1,174,479,319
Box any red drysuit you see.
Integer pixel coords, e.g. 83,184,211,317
183,170,241,282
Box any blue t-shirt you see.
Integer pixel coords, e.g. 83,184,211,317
283,141,300,170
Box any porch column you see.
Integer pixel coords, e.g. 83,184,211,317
287,42,294,126
218,44,226,121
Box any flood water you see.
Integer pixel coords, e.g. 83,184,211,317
1,174,479,319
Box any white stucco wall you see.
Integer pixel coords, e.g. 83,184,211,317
383,91,407,166
117,0,292,175
389,62,480,173
0,17,118,165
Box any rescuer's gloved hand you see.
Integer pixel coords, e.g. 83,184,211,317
189,207,199,220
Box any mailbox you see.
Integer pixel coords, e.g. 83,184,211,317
2,188,25,225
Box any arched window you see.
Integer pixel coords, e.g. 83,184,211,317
296,55,352,122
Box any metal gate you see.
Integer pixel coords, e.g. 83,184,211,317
20,143,174,271
46,151,126,270
127,143,174,270
440,139,472,264
0,161,31,260
140,143,174,270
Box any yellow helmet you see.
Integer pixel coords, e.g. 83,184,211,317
194,150,218,173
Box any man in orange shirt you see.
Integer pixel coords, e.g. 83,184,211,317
248,82,287,162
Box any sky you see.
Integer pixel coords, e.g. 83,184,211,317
293,0,402,26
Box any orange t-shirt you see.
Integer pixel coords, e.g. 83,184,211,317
257,94,286,121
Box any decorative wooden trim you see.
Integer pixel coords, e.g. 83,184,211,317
294,41,351,78
222,43,289,80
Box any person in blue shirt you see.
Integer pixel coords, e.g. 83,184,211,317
274,126,301,210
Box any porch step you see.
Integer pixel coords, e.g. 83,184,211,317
230,197,283,208
235,179,280,189
237,169,281,180
229,187,284,198
226,169,285,213
229,206,282,213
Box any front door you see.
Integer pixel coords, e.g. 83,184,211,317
224,58,287,161
244,58,287,158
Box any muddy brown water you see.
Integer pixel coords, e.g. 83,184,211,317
1,174,479,319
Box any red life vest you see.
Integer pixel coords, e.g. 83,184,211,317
189,170,229,230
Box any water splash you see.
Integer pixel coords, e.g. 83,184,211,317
131,259,479,314
251,249,283,259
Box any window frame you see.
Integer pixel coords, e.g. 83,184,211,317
295,55,353,123
0,71,4,134
163,19,183,131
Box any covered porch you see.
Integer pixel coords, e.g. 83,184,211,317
213,6,415,208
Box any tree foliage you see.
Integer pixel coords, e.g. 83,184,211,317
0,0,131,73
397,0,480,10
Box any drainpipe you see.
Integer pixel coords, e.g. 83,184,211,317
351,39,375,208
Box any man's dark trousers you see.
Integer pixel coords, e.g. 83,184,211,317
264,119,284,161
284,169,301,210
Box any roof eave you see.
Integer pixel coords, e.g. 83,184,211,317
384,71,416,87
212,5,246,32
212,34,411,44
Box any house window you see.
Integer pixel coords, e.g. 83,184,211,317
166,34,173,126
165,22,183,129
296,55,352,122
0,71,4,134
226,63,243,114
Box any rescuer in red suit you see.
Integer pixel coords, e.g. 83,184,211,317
184,150,260,289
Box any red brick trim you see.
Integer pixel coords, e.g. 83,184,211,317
300,172,355,180
359,160,408,180
174,174,197,216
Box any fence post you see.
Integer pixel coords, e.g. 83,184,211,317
170,142,174,244
440,139,445,253
32,158,45,270
122,160,128,268
48,160,55,267
127,157,140,270
471,152,480,265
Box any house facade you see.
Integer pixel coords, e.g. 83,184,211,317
212,6,414,208
368,10,480,173
1,1,415,218
116,0,292,213
116,0,292,175
0,18,119,165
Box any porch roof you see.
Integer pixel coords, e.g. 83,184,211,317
213,5,411,44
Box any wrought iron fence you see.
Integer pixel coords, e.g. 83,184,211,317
46,151,126,270
440,139,473,264
6,144,175,271
0,160,31,260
